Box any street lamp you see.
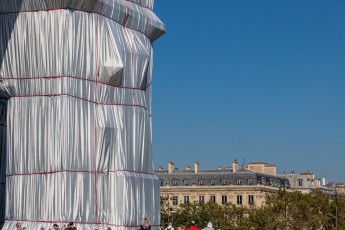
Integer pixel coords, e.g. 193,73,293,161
335,188,338,230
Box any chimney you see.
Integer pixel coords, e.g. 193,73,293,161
232,159,238,172
158,166,164,171
168,161,175,173
185,165,191,171
290,171,295,177
194,162,200,173
217,166,222,170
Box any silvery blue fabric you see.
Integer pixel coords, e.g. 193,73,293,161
0,0,165,229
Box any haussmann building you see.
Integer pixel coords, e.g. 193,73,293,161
155,160,290,208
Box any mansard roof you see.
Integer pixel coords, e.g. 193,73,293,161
156,168,289,187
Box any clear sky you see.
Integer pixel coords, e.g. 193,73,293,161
151,0,345,182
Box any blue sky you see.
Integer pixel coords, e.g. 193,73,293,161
151,0,345,182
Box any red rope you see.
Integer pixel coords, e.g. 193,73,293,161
1,76,152,91
11,94,148,110
6,169,155,177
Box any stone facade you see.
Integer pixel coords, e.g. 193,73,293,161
247,162,277,176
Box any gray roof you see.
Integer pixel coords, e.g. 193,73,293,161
155,169,289,187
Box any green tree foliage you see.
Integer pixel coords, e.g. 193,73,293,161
160,190,345,230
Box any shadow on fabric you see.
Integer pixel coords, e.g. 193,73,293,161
0,1,23,227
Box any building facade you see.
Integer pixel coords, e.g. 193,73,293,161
156,160,289,208
247,162,277,176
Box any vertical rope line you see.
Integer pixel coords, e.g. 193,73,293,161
123,1,140,226
93,1,102,228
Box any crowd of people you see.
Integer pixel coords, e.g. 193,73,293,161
16,222,79,230
14,218,214,230
163,221,214,230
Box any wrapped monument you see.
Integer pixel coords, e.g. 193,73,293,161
0,0,165,229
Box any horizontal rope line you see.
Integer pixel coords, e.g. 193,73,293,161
4,218,160,227
6,169,155,177
1,75,152,90
11,94,148,110
0,7,161,41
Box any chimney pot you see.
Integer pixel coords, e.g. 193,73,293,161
168,161,175,173
232,159,238,172
194,162,200,174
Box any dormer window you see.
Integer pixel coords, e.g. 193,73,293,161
199,180,204,186
172,181,178,186
184,181,190,186
210,180,216,185
237,180,242,185
261,177,266,185
222,180,227,185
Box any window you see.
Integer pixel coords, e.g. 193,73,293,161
222,196,227,205
237,195,242,205
172,181,178,186
210,180,216,185
184,181,190,186
261,177,266,185
248,180,254,185
172,196,178,206
222,180,227,185
210,196,216,203
199,180,204,186
199,196,205,204
248,195,254,204
298,180,303,187
184,196,190,204
237,180,242,185
160,181,163,186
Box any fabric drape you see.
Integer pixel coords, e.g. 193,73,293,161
0,0,165,229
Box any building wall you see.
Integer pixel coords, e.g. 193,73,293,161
264,166,276,176
160,185,281,208
248,164,265,173
247,163,277,176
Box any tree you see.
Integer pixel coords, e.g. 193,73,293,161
160,189,345,230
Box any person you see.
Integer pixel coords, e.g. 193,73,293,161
52,224,60,230
15,223,24,230
65,222,77,230
140,217,151,230
187,221,200,230
201,222,214,230
165,222,174,230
